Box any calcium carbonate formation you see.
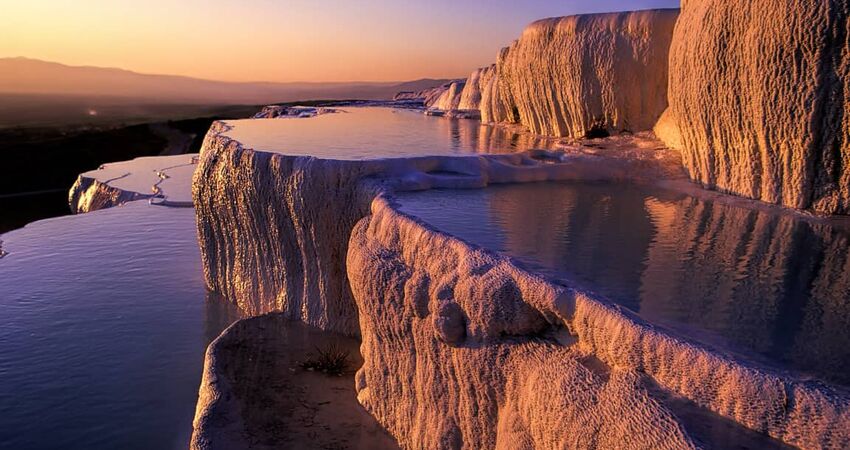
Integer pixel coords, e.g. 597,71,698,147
434,10,678,140
435,2,849,214
187,2,850,449
663,0,850,214
190,122,850,449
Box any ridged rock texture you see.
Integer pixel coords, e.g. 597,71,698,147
192,119,850,448
457,68,484,111
344,198,850,450
68,154,198,213
347,198,699,450
192,124,673,336
193,123,376,335
394,81,462,108
480,9,678,138
430,80,466,111
477,64,510,124
68,176,146,214
663,0,850,214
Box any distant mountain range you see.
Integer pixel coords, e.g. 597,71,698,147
0,57,450,105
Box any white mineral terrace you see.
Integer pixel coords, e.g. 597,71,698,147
21,0,850,447
187,107,850,450
62,106,849,448
68,153,198,213
219,106,561,160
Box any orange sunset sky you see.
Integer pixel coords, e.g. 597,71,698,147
1,0,679,82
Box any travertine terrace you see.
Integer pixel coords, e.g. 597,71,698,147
437,10,678,138
441,3,850,214
189,3,850,449
191,117,850,448
69,154,197,213
430,80,467,112
662,0,850,214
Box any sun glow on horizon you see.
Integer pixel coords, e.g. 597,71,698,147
1,0,679,83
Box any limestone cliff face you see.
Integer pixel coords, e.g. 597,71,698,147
347,198,698,450
430,80,466,111
193,121,633,336
457,68,484,111
347,198,850,450
479,9,678,137
394,82,461,108
478,63,510,124
68,176,146,214
664,0,850,214
193,122,378,335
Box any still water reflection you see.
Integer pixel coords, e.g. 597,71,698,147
396,182,850,386
0,202,240,450
223,107,558,159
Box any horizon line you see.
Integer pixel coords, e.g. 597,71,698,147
0,56,465,86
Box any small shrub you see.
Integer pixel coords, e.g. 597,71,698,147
300,343,350,376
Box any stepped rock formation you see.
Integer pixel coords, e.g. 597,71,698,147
429,80,466,112
344,198,850,450
191,4,850,447
192,118,850,448
457,68,484,111
346,199,697,450
477,64,510,124
661,0,850,214
393,81,461,108
192,123,664,335
69,154,197,213
476,9,678,137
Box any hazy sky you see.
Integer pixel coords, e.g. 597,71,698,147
1,0,679,82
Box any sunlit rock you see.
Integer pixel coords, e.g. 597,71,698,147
429,80,466,112
393,81,461,108
662,0,850,214
457,68,484,111
192,110,850,448
479,9,678,138
346,199,698,450
252,105,337,119
348,197,850,450
69,153,197,213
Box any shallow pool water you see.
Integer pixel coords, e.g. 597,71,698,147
0,202,240,449
395,182,850,386
222,107,558,159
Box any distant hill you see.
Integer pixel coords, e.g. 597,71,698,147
0,57,451,105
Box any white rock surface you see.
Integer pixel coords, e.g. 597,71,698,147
662,0,850,214
192,113,849,448
194,120,653,335
69,154,197,213
252,105,337,119
477,9,678,138
346,197,850,449
347,198,698,450
457,68,484,111
425,77,484,119
429,80,466,112
393,82,461,108
478,64,510,124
